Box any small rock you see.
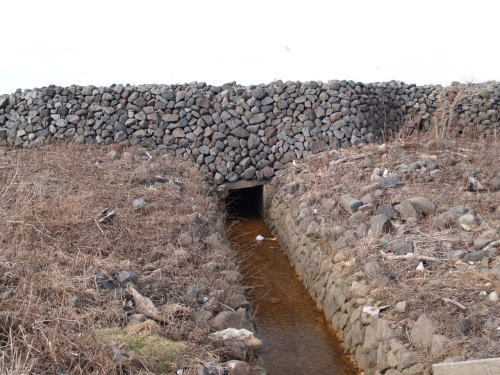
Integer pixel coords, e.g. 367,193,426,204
209,328,262,350
340,194,364,213
364,261,382,277
356,223,369,238
132,198,146,209
458,214,477,231
107,150,120,160
433,205,469,229
396,301,408,313
179,233,192,246
191,309,213,323
431,334,450,357
117,270,138,284
226,294,249,309
489,291,498,302
429,169,442,179
112,347,129,364
463,250,484,262
467,176,484,191
410,314,436,349
225,360,251,375
375,204,398,219
221,270,243,283
407,197,436,215
473,237,494,250
186,284,208,303
369,214,392,233
351,280,369,297
95,275,116,290
395,200,419,220
188,212,204,223
389,239,414,255
209,311,253,331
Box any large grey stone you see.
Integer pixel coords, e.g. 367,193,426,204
209,311,253,331
369,214,392,233
340,194,363,213
410,314,436,349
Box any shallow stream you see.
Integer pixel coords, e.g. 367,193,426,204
227,211,358,375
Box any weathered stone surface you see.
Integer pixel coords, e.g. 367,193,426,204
407,197,436,215
209,311,253,331
369,214,392,233
2,81,497,190
117,270,138,283
340,194,364,213
410,314,436,349
375,204,398,219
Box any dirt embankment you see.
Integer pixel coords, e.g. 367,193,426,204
265,135,499,374
0,145,261,375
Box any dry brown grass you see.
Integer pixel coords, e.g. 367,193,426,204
396,83,497,144
0,144,241,374
274,133,499,362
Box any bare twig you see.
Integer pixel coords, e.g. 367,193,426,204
441,297,466,310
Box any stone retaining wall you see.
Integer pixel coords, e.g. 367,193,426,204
263,184,429,375
1,81,498,184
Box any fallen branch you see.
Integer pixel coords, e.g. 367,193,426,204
380,250,448,262
483,240,500,252
442,297,466,310
329,152,373,166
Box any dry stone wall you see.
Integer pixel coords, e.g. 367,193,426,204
263,184,429,375
0,81,498,184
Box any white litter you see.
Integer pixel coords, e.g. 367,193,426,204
313,208,318,214
383,168,389,177
489,291,498,302
362,306,380,317
256,235,265,241
416,261,425,271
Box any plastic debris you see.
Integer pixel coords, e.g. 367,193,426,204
256,235,264,241
416,261,425,271
489,291,498,302
362,306,380,317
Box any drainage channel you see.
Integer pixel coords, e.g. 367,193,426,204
226,186,358,375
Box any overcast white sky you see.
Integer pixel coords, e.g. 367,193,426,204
1,0,499,94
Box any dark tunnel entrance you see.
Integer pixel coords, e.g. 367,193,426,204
226,185,263,218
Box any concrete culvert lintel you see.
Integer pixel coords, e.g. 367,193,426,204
432,357,500,375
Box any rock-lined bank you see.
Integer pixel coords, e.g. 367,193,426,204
263,139,499,375
1,81,498,184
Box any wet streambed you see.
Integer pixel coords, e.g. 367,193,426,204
227,214,358,375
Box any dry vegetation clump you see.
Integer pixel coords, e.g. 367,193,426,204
0,144,245,374
272,130,499,362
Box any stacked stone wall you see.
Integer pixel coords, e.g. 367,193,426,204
0,81,497,184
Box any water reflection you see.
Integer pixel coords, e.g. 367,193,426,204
227,215,358,375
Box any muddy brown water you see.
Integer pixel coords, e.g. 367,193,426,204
227,214,359,375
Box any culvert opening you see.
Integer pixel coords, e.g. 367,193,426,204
225,186,358,375
226,185,263,218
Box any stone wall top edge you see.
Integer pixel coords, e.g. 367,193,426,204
2,80,498,97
